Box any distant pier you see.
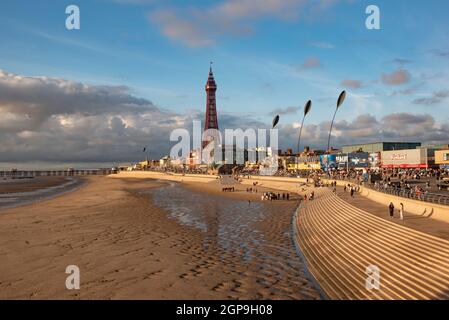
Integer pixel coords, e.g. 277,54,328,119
0,169,115,178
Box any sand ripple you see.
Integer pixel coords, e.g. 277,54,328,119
150,183,320,300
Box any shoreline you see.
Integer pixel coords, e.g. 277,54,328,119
0,176,87,210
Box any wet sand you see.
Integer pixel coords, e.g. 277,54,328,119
0,176,320,300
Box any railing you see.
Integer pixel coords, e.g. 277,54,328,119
321,175,449,207
371,185,449,206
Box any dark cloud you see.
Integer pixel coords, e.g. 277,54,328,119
412,90,449,105
0,70,190,162
429,49,449,58
389,58,413,66
268,106,301,117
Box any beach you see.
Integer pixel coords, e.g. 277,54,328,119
0,176,320,300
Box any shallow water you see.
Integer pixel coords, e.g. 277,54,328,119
0,177,84,209
150,183,321,299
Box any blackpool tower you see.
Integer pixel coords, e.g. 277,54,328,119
203,63,219,148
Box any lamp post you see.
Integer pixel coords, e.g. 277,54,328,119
143,146,149,169
327,91,347,153
261,114,279,176
296,100,312,174
271,114,280,162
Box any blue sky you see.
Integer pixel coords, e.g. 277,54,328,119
1,0,449,164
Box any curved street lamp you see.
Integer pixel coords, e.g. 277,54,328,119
272,115,280,129
297,100,312,156
327,91,346,153
296,100,312,173
143,146,148,161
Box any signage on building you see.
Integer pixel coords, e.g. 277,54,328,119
288,162,321,171
391,154,407,160
320,155,337,171
381,149,428,168
369,153,381,168
336,153,369,169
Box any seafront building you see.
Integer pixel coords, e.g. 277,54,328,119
435,149,449,169
342,142,421,154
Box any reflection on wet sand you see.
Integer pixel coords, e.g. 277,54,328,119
150,182,321,299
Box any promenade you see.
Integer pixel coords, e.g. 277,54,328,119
295,189,449,300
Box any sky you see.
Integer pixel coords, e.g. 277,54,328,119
1,0,449,167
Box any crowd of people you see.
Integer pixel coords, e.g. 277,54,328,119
261,192,291,201
135,164,449,205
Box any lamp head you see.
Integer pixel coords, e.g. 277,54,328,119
337,90,346,109
272,115,280,129
304,100,312,116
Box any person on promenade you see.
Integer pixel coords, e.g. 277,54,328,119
399,203,404,220
389,202,395,219
350,187,354,198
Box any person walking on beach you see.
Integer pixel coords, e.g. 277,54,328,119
399,203,404,220
350,187,354,198
389,202,395,219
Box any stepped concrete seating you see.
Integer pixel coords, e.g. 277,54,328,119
294,189,449,300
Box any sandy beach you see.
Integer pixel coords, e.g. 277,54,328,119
0,176,320,300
